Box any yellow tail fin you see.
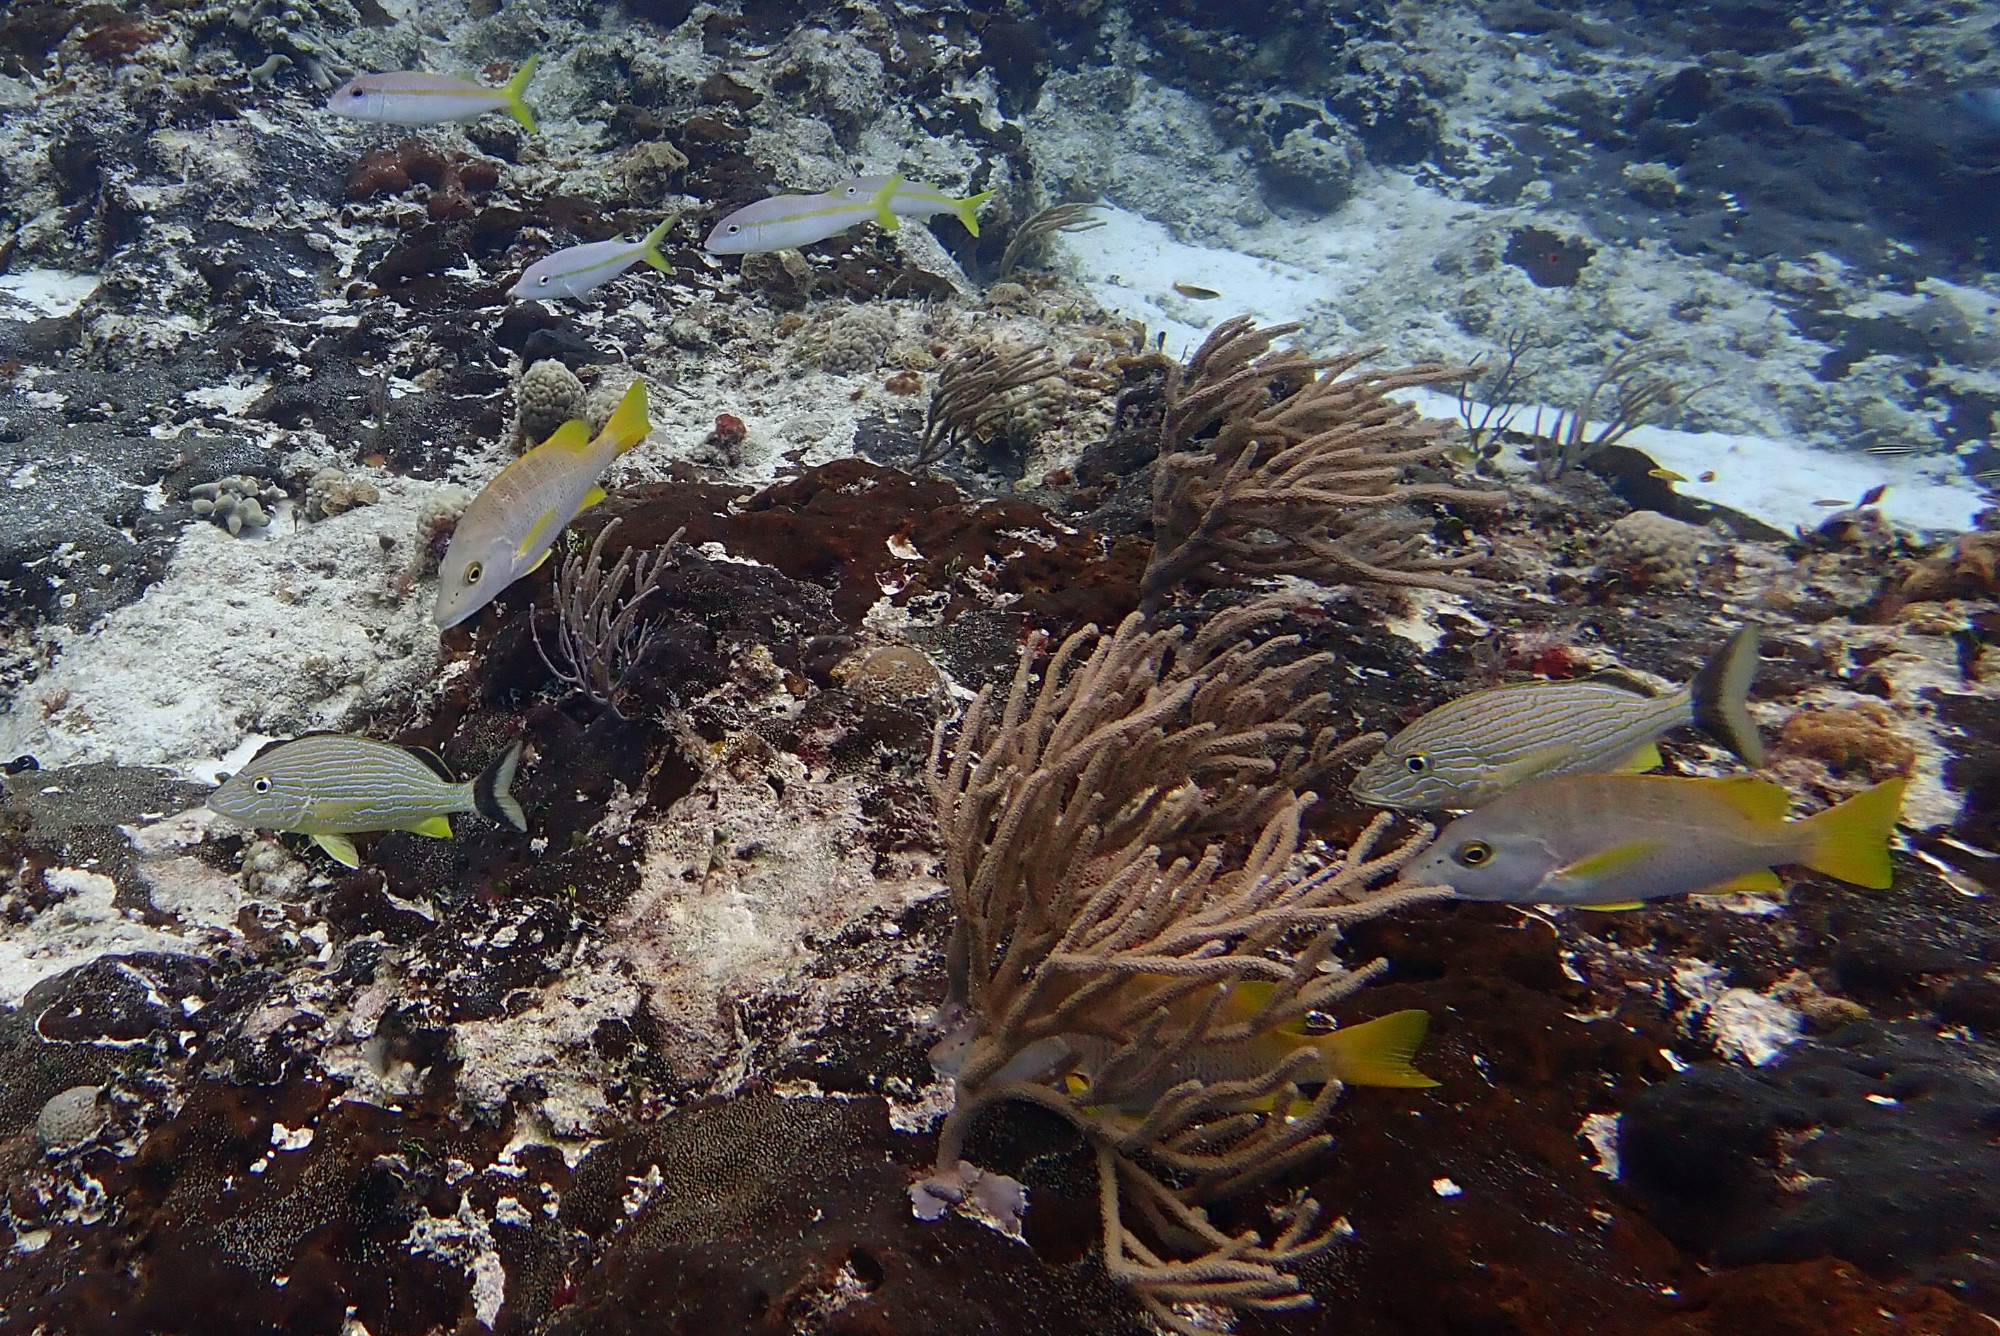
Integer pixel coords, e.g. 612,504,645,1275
954,188,996,237
639,214,679,273
599,381,651,455
1800,776,1905,889
1318,1010,1440,1088
503,55,539,133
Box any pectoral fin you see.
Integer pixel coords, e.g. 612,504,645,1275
406,815,453,839
1542,838,1667,900
313,833,361,867
1490,743,1581,791
514,507,560,564
524,546,554,574
1612,741,1664,773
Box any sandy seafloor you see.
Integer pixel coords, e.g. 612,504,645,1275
0,1,1998,1333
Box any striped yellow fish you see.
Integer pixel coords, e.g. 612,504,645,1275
208,734,527,867
1351,626,1763,811
828,175,995,236
433,381,651,629
1399,772,1906,907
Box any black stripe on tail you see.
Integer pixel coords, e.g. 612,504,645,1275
473,740,528,832
1690,625,1765,765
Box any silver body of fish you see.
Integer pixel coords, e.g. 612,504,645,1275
1397,772,1904,906
432,382,651,629
326,59,537,131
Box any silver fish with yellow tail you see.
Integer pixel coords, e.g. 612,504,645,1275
703,175,902,254
208,734,527,868
1398,772,1906,908
326,58,539,132
1351,625,1764,811
433,380,652,629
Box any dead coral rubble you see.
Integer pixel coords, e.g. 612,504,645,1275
920,605,1444,1331
1140,316,1506,615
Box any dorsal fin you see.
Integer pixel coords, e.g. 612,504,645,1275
1699,774,1791,824
1581,669,1657,697
401,745,458,783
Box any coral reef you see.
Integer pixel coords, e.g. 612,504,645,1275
514,358,588,451
189,475,286,536
1140,317,1503,614
922,605,1443,1328
817,304,897,374
304,467,378,520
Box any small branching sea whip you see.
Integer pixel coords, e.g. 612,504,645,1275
531,518,684,720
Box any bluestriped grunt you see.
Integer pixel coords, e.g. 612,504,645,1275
208,734,527,867
1351,626,1763,810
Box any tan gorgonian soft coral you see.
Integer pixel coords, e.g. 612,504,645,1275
1142,316,1506,614
918,605,1446,1332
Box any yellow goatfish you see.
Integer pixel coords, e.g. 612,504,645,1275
433,381,651,628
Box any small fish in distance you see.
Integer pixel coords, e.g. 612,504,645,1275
827,175,995,236
1351,625,1764,811
704,175,902,254
1397,772,1907,908
433,380,651,629
209,734,527,868
326,57,539,131
510,215,679,301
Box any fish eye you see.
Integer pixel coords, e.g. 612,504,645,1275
1405,755,1429,773
252,776,272,793
537,274,551,285
726,224,741,233
1453,840,1493,868
464,561,484,584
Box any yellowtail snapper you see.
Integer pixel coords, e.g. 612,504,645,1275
704,176,902,254
326,58,539,132
1399,772,1906,908
433,381,652,629
828,175,995,236
510,216,679,302
209,734,527,868
1351,625,1764,811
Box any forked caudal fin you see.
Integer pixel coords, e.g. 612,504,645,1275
1318,1009,1440,1088
1799,775,1906,889
503,56,539,133
638,214,679,273
474,739,529,832
600,380,652,455
953,189,996,237
1689,624,1764,765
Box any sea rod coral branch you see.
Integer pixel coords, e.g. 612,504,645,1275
921,608,1448,1330
1142,316,1508,616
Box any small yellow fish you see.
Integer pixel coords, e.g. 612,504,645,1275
1060,981,1437,1113
1399,773,1906,907
1648,468,1688,482
209,734,526,867
434,381,651,628
1171,281,1222,299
